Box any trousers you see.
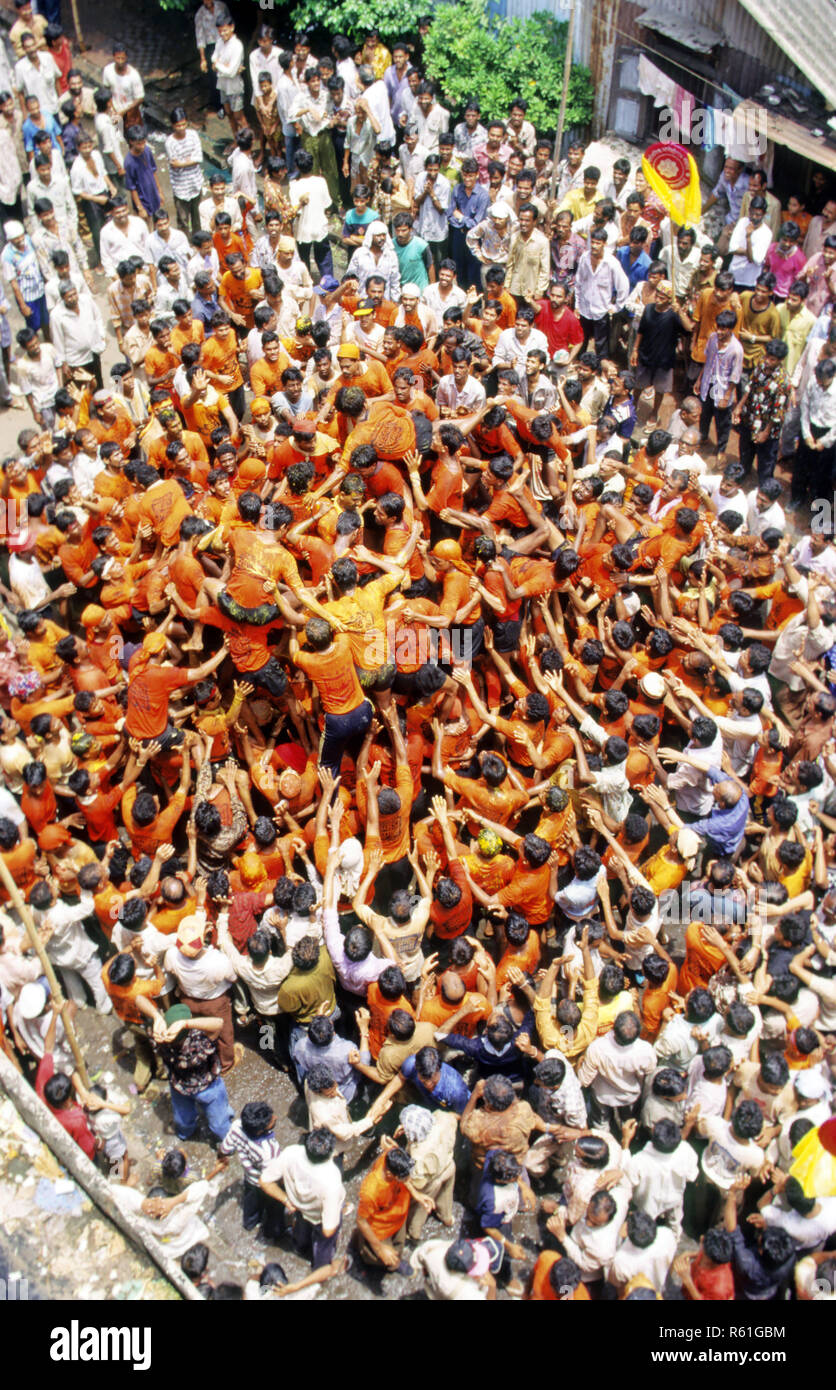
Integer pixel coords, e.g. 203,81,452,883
170,1074,233,1141
319,699,373,778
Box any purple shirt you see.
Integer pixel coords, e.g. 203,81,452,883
124,147,161,217
699,332,744,404
323,906,388,994
383,65,410,125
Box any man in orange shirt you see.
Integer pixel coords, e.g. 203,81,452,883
250,332,291,398
201,310,246,418
219,252,264,332
123,462,195,549
124,632,226,750
290,618,373,777
146,410,209,478
122,744,192,859
144,319,180,391
355,1145,422,1272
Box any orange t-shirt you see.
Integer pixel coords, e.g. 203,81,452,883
0,840,36,901
367,981,415,1059
530,1251,591,1300
121,785,188,858
250,354,291,398
357,1153,411,1239
125,662,191,739
640,960,678,1039
293,635,365,716
496,931,542,991
497,863,552,926
202,327,244,390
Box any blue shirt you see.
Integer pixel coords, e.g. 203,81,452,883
400,1054,471,1113
443,1032,527,1083
191,291,219,327
615,244,651,289
125,147,161,217
689,767,750,856
448,180,490,232
22,113,62,153
290,1030,362,1102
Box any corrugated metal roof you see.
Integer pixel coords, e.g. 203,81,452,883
635,6,724,52
736,98,836,171
736,0,836,107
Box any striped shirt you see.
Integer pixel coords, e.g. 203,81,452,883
165,129,204,202
1,238,45,303
218,1118,281,1184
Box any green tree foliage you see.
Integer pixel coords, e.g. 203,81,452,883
289,0,427,44
423,0,593,131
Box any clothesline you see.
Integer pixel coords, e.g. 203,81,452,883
611,22,742,105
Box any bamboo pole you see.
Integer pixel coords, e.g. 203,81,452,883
0,854,90,1088
68,0,86,54
0,1048,201,1300
548,0,579,207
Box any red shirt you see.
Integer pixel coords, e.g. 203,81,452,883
35,1053,97,1160
534,300,584,357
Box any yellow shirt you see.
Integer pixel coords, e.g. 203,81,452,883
533,977,598,1058
558,188,599,220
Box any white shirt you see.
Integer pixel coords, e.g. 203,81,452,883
290,175,331,244
40,894,97,969
413,102,450,154
728,219,773,289
15,52,61,114
623,1141,698,1218
436,373,485,413
360,77,395,146
699,1114,765,1189
249,45,281,93
577,1031,656,1107
411,1239,488,1300
230,147,257,204
667,730,724,816
163,942,236,1000
149,227,191,272
770,576,834,690
199,193,241,232
16,343,60,408
69,150,109,199
102,62,145,115
211,34,244,85
50,300,106,366
422,280,467,319
100,216,152,277
261,1145,345,1229
608,1225,676,1292
493,326,549,375
745,488,785,538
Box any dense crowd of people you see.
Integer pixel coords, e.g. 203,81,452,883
0,1,835,1303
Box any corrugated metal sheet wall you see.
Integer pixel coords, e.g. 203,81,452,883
501,0,819,99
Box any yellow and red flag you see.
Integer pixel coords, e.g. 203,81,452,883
642,141,702,226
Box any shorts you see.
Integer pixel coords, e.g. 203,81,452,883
491,617,522,653
635,364,673,394
218,588,280,626
103,1134,127,1163
247,655,288,699
356,661,396,692
218,77,245,109
137,721,184,753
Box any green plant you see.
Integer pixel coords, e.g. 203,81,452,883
288,0,427,44
423,0,593,132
